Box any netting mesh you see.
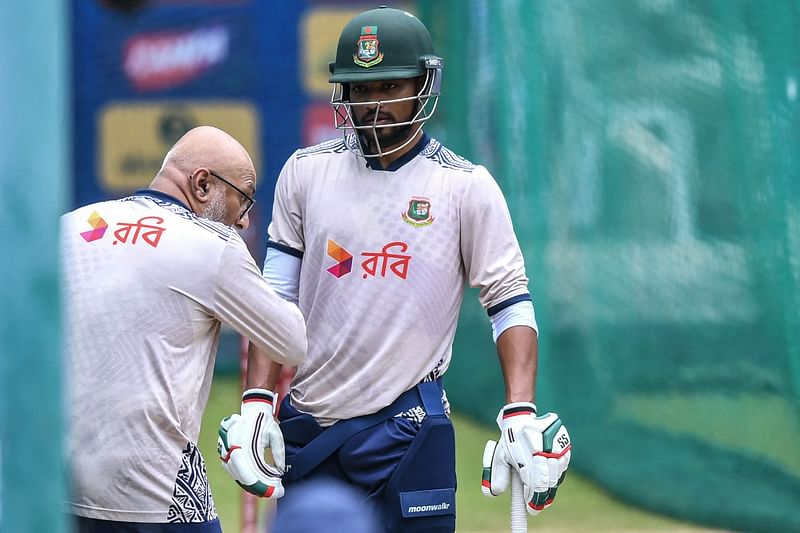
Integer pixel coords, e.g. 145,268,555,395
418,1,800,531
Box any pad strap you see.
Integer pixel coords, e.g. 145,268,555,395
284,380,443,482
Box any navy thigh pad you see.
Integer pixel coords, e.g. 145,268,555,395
377,414,456,533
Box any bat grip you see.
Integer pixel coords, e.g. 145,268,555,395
511,470,528,533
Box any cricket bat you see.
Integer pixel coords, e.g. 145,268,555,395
510,470,527,533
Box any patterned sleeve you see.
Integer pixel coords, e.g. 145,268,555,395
267,151,306,254
460,165,531,313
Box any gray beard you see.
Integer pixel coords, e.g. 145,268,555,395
200,191,228,224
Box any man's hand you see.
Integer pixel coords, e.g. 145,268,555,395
481,402,571,515
218,389,285,499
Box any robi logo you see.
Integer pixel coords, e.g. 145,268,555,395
326,239,353,278
325,239,412,280
80,211,108,242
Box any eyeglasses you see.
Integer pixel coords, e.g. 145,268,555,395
207,170,256,221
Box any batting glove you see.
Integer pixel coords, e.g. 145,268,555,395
481,402,571,515
218,388,285,499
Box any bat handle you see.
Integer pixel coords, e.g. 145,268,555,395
511,469,528,533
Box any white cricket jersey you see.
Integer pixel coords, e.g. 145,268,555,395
61,190,306,523
268,134,531,424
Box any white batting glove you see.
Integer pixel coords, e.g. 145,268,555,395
218,389,285,499
481,438,512,496
481,402,571,515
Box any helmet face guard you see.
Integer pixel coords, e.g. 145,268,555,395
330,65,442,158
327,7,443,158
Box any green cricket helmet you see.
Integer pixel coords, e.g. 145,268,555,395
328,6,443,158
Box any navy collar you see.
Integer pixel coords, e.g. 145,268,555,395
364,133,430,172
133,189,192,212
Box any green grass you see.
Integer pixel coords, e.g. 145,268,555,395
199,375,723,532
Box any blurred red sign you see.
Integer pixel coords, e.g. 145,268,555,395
123,25,230,91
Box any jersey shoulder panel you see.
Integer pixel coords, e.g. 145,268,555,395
129,194,234,243
296,137,349,159
420,138,477,172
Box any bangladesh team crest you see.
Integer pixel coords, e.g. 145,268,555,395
402,196,435,228
353,26,384,67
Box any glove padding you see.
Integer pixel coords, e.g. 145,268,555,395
218,388,285,499
481,402,571,515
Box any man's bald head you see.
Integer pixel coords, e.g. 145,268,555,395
161,126,254,180
150,126,257,230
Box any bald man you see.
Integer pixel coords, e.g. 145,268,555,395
61,126,306,533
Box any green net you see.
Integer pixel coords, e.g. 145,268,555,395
418,1,800,531
0,2,68,532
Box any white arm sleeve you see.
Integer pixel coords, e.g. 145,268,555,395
262,246,301,305
490,300,538,343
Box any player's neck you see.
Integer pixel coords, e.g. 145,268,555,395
149,173,195,214
373,129,424,169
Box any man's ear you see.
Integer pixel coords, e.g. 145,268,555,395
191,169,212,203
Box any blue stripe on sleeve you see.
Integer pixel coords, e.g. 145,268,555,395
266,240,304,259
487,293,532,317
